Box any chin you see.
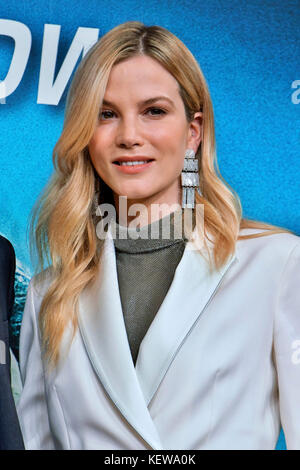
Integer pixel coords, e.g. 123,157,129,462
116,186,155,203
118,193,153,203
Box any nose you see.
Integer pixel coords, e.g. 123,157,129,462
115,114,144,148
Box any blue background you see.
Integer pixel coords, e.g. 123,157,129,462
1,0,299,450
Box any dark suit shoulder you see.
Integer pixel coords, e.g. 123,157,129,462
0,235,15,262
0,235,14,249
0,236,16,322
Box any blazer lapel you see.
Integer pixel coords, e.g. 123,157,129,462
78,221,238,448
77,224,163,450
135,234,239,406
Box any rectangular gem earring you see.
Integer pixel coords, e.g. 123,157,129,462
181,149,201,209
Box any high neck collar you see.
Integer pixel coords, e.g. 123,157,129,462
113,208,189,254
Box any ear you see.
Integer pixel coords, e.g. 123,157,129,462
187,112,203,153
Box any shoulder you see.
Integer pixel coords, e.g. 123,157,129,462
22,267,54,328
27,267,54,304
0,236,15,312
0,235,15,264
236,227,300,269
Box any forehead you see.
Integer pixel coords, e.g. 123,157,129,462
104,55,181,100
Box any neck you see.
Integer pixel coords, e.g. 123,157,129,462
114,183,182,228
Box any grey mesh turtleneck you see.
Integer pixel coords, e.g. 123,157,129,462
113,208,189,365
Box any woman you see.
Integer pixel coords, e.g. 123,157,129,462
17,21,300,450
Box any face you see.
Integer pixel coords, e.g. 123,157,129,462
88,55,202,211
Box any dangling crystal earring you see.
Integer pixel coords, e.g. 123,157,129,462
181,149,201,209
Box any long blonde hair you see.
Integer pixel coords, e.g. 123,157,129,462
30,21,294,368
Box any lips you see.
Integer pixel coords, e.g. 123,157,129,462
112,158,155,174
113,157,154,165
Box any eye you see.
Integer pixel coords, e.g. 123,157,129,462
99,110,115,120
146,107,167,116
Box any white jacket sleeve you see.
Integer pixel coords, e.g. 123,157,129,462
274,240,300,450
17,280,55,449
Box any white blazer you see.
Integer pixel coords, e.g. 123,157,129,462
17,225,300,450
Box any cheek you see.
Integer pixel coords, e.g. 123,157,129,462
88,132,98,155
88,133,108,168
150,120,188,151
89,127,111,149
152,128,187,166
88,140,98,168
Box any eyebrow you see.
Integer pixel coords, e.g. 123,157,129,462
102,96,175,108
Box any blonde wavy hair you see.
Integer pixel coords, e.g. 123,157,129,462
30,21,293,368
